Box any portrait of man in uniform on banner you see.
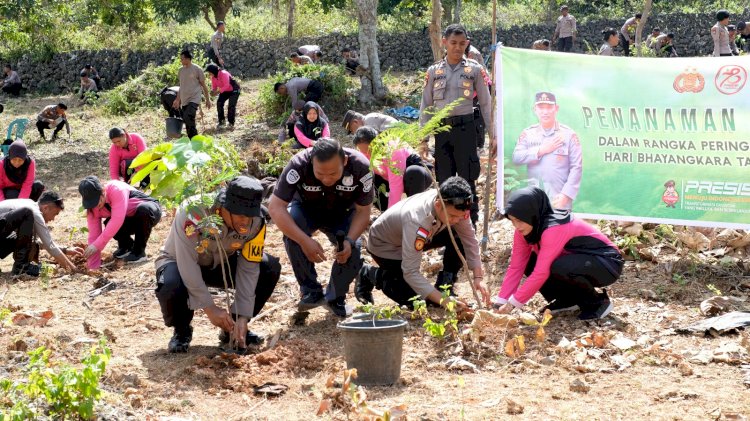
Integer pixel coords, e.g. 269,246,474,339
510,91,583,210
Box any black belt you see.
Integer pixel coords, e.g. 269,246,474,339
441,113,474,126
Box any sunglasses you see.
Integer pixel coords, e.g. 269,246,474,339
443,196,473,210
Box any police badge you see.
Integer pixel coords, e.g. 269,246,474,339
342,175,353,186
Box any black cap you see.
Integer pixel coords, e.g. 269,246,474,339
220,176,263,217
342,110,363,131
79,176,104,210
535,92,556,105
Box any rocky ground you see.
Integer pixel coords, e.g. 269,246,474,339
0,77,748,420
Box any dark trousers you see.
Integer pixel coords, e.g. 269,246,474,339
557,36,573,52
181,103,199,138
304,80,324,103
155,253,281,329
473,102,486,149
434,116,480,223
0,208,34,264
525,251,623,310
217,90,240,125
3,180,45,202
373,165,433,212
282,201,362,300
619,33,631,56
36,119,65,138
369,229,466,307
345,59,360,75
106,202,162,254
160,91,181,118
2,83,22,97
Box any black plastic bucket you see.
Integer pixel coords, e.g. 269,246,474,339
337,319,407,386
166,117,183,138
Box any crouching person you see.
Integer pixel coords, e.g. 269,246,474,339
357,176,490,309
79,176,162,268
154,176,281,353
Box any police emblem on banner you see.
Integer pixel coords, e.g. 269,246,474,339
415,227,429,251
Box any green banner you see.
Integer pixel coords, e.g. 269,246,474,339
495,46,750,229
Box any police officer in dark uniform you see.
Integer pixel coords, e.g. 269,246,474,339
268,139,373,317
420,24,494,225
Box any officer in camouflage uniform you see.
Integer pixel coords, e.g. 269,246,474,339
512,92,582,210
154,176,281,353
419,23,493,225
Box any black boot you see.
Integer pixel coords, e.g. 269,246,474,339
168,326,193,353
354,264,376,304
219,330,264,347
434,271,456,296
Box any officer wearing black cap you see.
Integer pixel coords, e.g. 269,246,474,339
154,176,282,353
419,23,493,226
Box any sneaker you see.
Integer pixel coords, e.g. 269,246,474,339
227,124,235,131
354,265,375,304
542,300,580,315
219,330,264,347
123,251,148,264
168,326,193,353
113,247,131,259
12,262,40,277
578,291,613,320
326,296,348,318
216,122,226,130
298,291,325,311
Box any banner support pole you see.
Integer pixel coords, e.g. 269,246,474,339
481,0,497,254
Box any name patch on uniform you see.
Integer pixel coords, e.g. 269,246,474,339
415,227,429,251
303,184,321,192
241,225,266,263
336,185,357,192
286,169,300,184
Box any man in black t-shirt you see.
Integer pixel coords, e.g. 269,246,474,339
268,139,373,317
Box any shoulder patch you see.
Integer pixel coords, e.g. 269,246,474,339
415,227,430,251
360,172,373,183
363,179,373,193
241,225,266,263
286,169,300,184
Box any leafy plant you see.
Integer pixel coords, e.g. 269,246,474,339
129,134,244,210
259,140,295,177
616,233,641,260
420,286,459,340
357,303,402,321
0,340,111,420
257,61,356,123
0,308,11,326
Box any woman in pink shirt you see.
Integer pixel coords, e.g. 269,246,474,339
494,187,623,320
79,176,162,268
353,126,432,210
0,140,45,201
205,64,240,129
108,128,147,185
293,101,329,148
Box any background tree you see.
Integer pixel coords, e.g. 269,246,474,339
354,0,387,103
151,0,252,29
634,0,653,56
429,0,443,61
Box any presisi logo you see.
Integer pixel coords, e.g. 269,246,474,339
673,67,705,93
715,65,748,95
684,181,750,196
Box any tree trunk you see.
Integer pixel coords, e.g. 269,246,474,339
454,0,461,24
429,0,443,62
634,0,653,57
442,0,452,25
546,0,557,24
355,0,386,104
287,0,295,38
209,0,232,26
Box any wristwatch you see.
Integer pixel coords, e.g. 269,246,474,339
345,237,357,248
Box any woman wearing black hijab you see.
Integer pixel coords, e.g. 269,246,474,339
494,187,624,320
292,101,330,148
0,140,45,201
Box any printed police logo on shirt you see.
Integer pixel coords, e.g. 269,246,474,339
286,169,300,185
342,175,353,186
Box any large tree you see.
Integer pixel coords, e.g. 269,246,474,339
429,0,443,62
152,0,236,29
354,0,386,103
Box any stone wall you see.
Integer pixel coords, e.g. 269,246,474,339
4,11,747,94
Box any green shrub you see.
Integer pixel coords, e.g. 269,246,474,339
0,341,111,420
257,61,357,124
101,53,206,116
